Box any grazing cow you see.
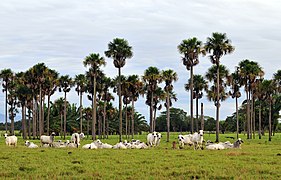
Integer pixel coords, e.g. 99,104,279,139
4,133,17,147
40,132,56,147
70,133,84,146
147,131,158,147
178,134,193,148
191,130,204,150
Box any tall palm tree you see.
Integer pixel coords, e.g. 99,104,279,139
228,68,242,139
31,63,48,136
44,69,58,135
105,38,133,142
74,74,87,133
261,80,277,141
143,66,162,132
238,59,264,139
58,75,73,139
152,87,166,132
15,72,32,139
205,64,230,142
162,69,178,142
0,68,13,133
7,74,17,135
178,37,205,133
83,53,106,140
185,74,208,132
53,98,65,138
205,32,234,142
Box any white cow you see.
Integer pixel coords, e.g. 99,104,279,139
70,133,84,146
156,133,162,146
178,134,194,148
4,133,17,147
191,130,204,150
25,141,38,148
147,131,158,147
40,132,56,147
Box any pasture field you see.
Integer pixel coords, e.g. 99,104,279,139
0,132,281,179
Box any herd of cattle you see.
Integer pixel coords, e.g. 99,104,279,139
2,130,243,150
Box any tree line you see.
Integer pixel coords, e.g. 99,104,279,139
0,33,280,142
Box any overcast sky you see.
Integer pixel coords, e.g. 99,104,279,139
0,0,280,123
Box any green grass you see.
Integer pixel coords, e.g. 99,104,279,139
1,132,281,179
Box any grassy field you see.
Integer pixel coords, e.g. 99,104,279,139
1,132,281,179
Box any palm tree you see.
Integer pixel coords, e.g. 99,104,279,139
83,53,106,140
58,75,73,139
143,66,162,132
152,87,166,132
74,74,87,133
7,74,17,135
0,68,13,132
228,68,242,139
185,74,208,132
15,72,32,139
162,69,178,142
238,59,264,139
30,63,48,136
44,69,58,135
53,98,65,138
178,37,205,133
205,32,234,142
105,38,133,142
205,64,230,142
127,75,143,138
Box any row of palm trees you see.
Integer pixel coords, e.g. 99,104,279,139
178,33,281,142
0,34,280,143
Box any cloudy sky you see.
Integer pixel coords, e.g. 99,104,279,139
0,0,280,123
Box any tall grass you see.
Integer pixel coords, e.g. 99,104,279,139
0,132,281,179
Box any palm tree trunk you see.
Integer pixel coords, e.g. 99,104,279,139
201,103,204,130
28,109,31,139
22,105,27,139
64,92,67,140
11,105,14,135
153,107,157,132
196,96,199,132
4,85,7,133
131,100,135,139
32,97,36,139
47,94,51,135
92,93,95,140
269,99,272,141
236,96,239,139
60,113,63,138
125,104,128,139
150,92,153,133
258,103,262,139
80,93,83,133
39,85,42,136
215,64,220,143
246,89,250,139
166,92,170,142
42,96,45,134
250,92,253,138
118,68,122,142
190,66,194,133
93,76,97,140
103,101,106,139
252,98,255,139
87,114,90,139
